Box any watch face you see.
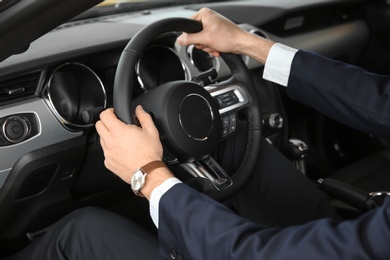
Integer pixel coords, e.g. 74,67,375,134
131,170,145,191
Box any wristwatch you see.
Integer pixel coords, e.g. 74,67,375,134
130,160,166,196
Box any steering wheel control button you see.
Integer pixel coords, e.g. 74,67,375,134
2,116,29,143
228,113,237,134
221,113,237,137
214,91,240,109
222,116,230,128
216,97,224,108
222,128,229,137
179,94,214,141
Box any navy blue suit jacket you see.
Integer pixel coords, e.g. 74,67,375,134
158,50,390,259
159,184,390,259
288,50,390,138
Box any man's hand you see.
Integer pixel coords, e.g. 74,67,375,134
177,7,274,64
177,7,246,57
96,106,167,186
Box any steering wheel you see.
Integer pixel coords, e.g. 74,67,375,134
113,17,262,201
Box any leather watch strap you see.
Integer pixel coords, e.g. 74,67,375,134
131,161,166,197
140,160,166,174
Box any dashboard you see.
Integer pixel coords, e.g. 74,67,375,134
0,0,369,249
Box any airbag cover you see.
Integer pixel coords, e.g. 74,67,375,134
132,81,221,162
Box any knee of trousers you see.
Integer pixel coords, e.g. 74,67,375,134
61,206,113,232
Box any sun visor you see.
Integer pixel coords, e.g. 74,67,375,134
0,0,102,62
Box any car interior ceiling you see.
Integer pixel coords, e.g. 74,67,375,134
2,0,390,256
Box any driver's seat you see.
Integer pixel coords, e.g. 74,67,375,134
329,148,390,193
321,148,390,218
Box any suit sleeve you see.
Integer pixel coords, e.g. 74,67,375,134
287,50,390,138
158,183,390,259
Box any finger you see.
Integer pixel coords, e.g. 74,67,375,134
201,46,218,54
189,12,199,20
194,45,220,57
176,33,187,46
98,108,114,121
99,135,108,152
99,108,125,131
95,120,109,137
96,121,110,154
210,51,221,57
191,7,211,21
189,7,204,20
179,31,207,47
135,106,158,134
177,32,197,46
194,44,206,49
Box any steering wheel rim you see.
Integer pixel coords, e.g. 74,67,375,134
113,17,262,201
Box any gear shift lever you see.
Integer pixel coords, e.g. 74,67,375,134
286,138,308,174
318,178,388,211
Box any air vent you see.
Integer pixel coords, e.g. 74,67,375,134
0,71,42,104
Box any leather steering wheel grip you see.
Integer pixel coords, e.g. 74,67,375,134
114,18,203,124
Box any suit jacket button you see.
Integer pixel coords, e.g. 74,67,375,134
170,250,178,259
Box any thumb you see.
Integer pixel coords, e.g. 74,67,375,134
177,32,204,47
135,105,158,133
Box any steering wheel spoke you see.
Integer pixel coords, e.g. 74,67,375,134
180,156,233,191
205,83,250,139
206,83,250,116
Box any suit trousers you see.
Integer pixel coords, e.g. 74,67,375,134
227,140,339,227
6,207,162,260
6,141,338,259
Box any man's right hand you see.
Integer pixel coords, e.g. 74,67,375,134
177,7,274,64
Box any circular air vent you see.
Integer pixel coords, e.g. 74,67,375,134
136,45,189,90
187,45,216,72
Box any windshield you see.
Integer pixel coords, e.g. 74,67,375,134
74,0,224,21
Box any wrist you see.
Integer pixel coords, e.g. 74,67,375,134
239,32,274,64
141,166,174,200
130,160,169,197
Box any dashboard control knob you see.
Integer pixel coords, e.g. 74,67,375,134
82,106,104,124
2,116,29,143
263,113,283,129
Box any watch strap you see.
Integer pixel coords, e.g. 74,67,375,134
132,160,166,197
140,160,166,174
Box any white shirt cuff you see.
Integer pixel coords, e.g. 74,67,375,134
263,43,298,87
149,177,182,228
